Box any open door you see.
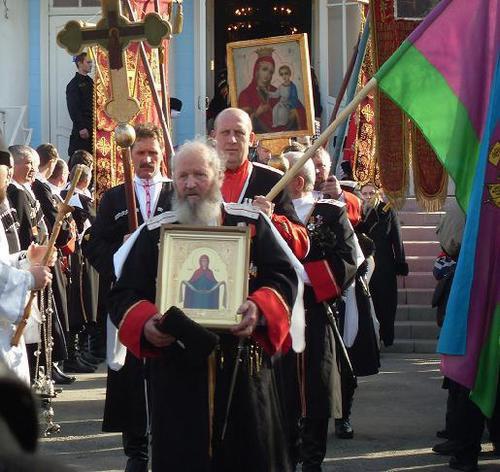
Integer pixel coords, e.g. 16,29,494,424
49,14,95,159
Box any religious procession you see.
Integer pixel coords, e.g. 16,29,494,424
0,0,498,471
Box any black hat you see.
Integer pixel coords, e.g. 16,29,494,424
0,131,11,167
169,97,183,112
157,306,219,358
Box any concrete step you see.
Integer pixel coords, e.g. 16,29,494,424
401,225,438,240
381,338,438,354
404,241,441,256
398,272,435,289
398,288,434,305
398,211,444,226
397,305,436,322
406,256,435,272
395,320,440,340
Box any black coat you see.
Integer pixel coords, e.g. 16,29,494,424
357,202,407,347
66,72,94,156
6,184,46,249
108,208,298,472
82,180,174,434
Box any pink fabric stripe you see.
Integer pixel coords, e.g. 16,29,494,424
409,0,499,137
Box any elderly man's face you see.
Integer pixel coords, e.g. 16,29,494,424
174,152,217,204
214,110,254,170
0,165,9,202
13,151,38,185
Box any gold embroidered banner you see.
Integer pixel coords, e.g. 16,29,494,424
371,0,447,209
92,0,172,202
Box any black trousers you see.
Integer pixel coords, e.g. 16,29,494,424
122,431,148,472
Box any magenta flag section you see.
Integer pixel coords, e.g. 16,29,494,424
408,0,499,137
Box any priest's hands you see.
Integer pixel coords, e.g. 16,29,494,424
144,314,176,348
252,196,275,217
29,265,53,290
231,300,260,338
27,243,57,267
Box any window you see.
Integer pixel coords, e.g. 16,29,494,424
327,1,362,98
394,0,440,20
53,0,101,6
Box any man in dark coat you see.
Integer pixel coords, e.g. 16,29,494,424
82,123,173,472
66,52,94,157
282,152,358,471
213,107,309,260
108,140,298,472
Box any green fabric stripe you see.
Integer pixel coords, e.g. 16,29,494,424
470,304,500,418
376,45,479,210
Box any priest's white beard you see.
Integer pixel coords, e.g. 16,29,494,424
173,185,222,226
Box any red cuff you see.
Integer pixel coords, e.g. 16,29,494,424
304,259,341,302
271,214,310,260
118,300,160,359
248,287,291,355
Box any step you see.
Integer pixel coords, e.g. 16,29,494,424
401,197,453,212
398,288,434,305
398,272,435,289
404,241,441,256
382,339,438,354
398,211,444,226
401,225,438,240
394,320,440,340
396,305,436,322
406,256,436,272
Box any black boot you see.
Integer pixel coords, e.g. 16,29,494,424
78,326,103,365
123,432,148,472
52,363,76,385
300,417,329,471
335,418,354,439
63,332,96,374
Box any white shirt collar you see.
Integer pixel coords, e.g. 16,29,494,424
292,193,316,225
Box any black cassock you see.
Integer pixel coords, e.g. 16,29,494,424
357,202,407,347
82,180,173,435
108,205,298,472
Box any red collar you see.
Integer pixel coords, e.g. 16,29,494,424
221,160,251,203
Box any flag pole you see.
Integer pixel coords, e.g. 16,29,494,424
266,77,378,202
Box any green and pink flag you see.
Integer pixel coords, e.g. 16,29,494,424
374,0,499,416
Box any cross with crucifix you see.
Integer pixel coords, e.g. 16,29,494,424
57,0,172,231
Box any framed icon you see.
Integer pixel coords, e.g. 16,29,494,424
156,225,250,329
227,33,315,140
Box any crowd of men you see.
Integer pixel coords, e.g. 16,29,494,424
0,103,417,471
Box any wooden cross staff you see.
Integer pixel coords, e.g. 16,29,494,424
57,0,172,231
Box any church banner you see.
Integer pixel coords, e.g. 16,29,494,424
92,0,173,203
371,0,447,209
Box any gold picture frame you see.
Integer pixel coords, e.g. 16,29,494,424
227,33,315,140
155,225,250,329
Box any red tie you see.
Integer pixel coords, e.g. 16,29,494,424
142,180,152,218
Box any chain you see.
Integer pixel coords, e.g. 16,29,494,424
3,0,8,20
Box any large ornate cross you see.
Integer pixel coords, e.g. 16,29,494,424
57,0,171,123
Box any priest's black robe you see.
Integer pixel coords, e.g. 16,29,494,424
82,180,173,435
357,202,407,347
108,205,298,472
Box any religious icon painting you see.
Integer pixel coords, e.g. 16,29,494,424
227,33,315,140
156,225,250,329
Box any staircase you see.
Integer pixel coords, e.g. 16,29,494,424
383,197,448,353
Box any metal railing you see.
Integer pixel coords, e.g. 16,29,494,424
0,106,33,146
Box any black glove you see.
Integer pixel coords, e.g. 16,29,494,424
357,260,369,278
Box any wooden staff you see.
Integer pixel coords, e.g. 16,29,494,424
115,123,139,232
265,78,378,202
11,165,84,347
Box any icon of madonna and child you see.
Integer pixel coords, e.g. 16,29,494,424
237,46,308,134
179,254,227,310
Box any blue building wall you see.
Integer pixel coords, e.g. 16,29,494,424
28,0,41,146
172,0,196,146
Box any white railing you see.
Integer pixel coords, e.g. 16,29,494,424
0,106,33,146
